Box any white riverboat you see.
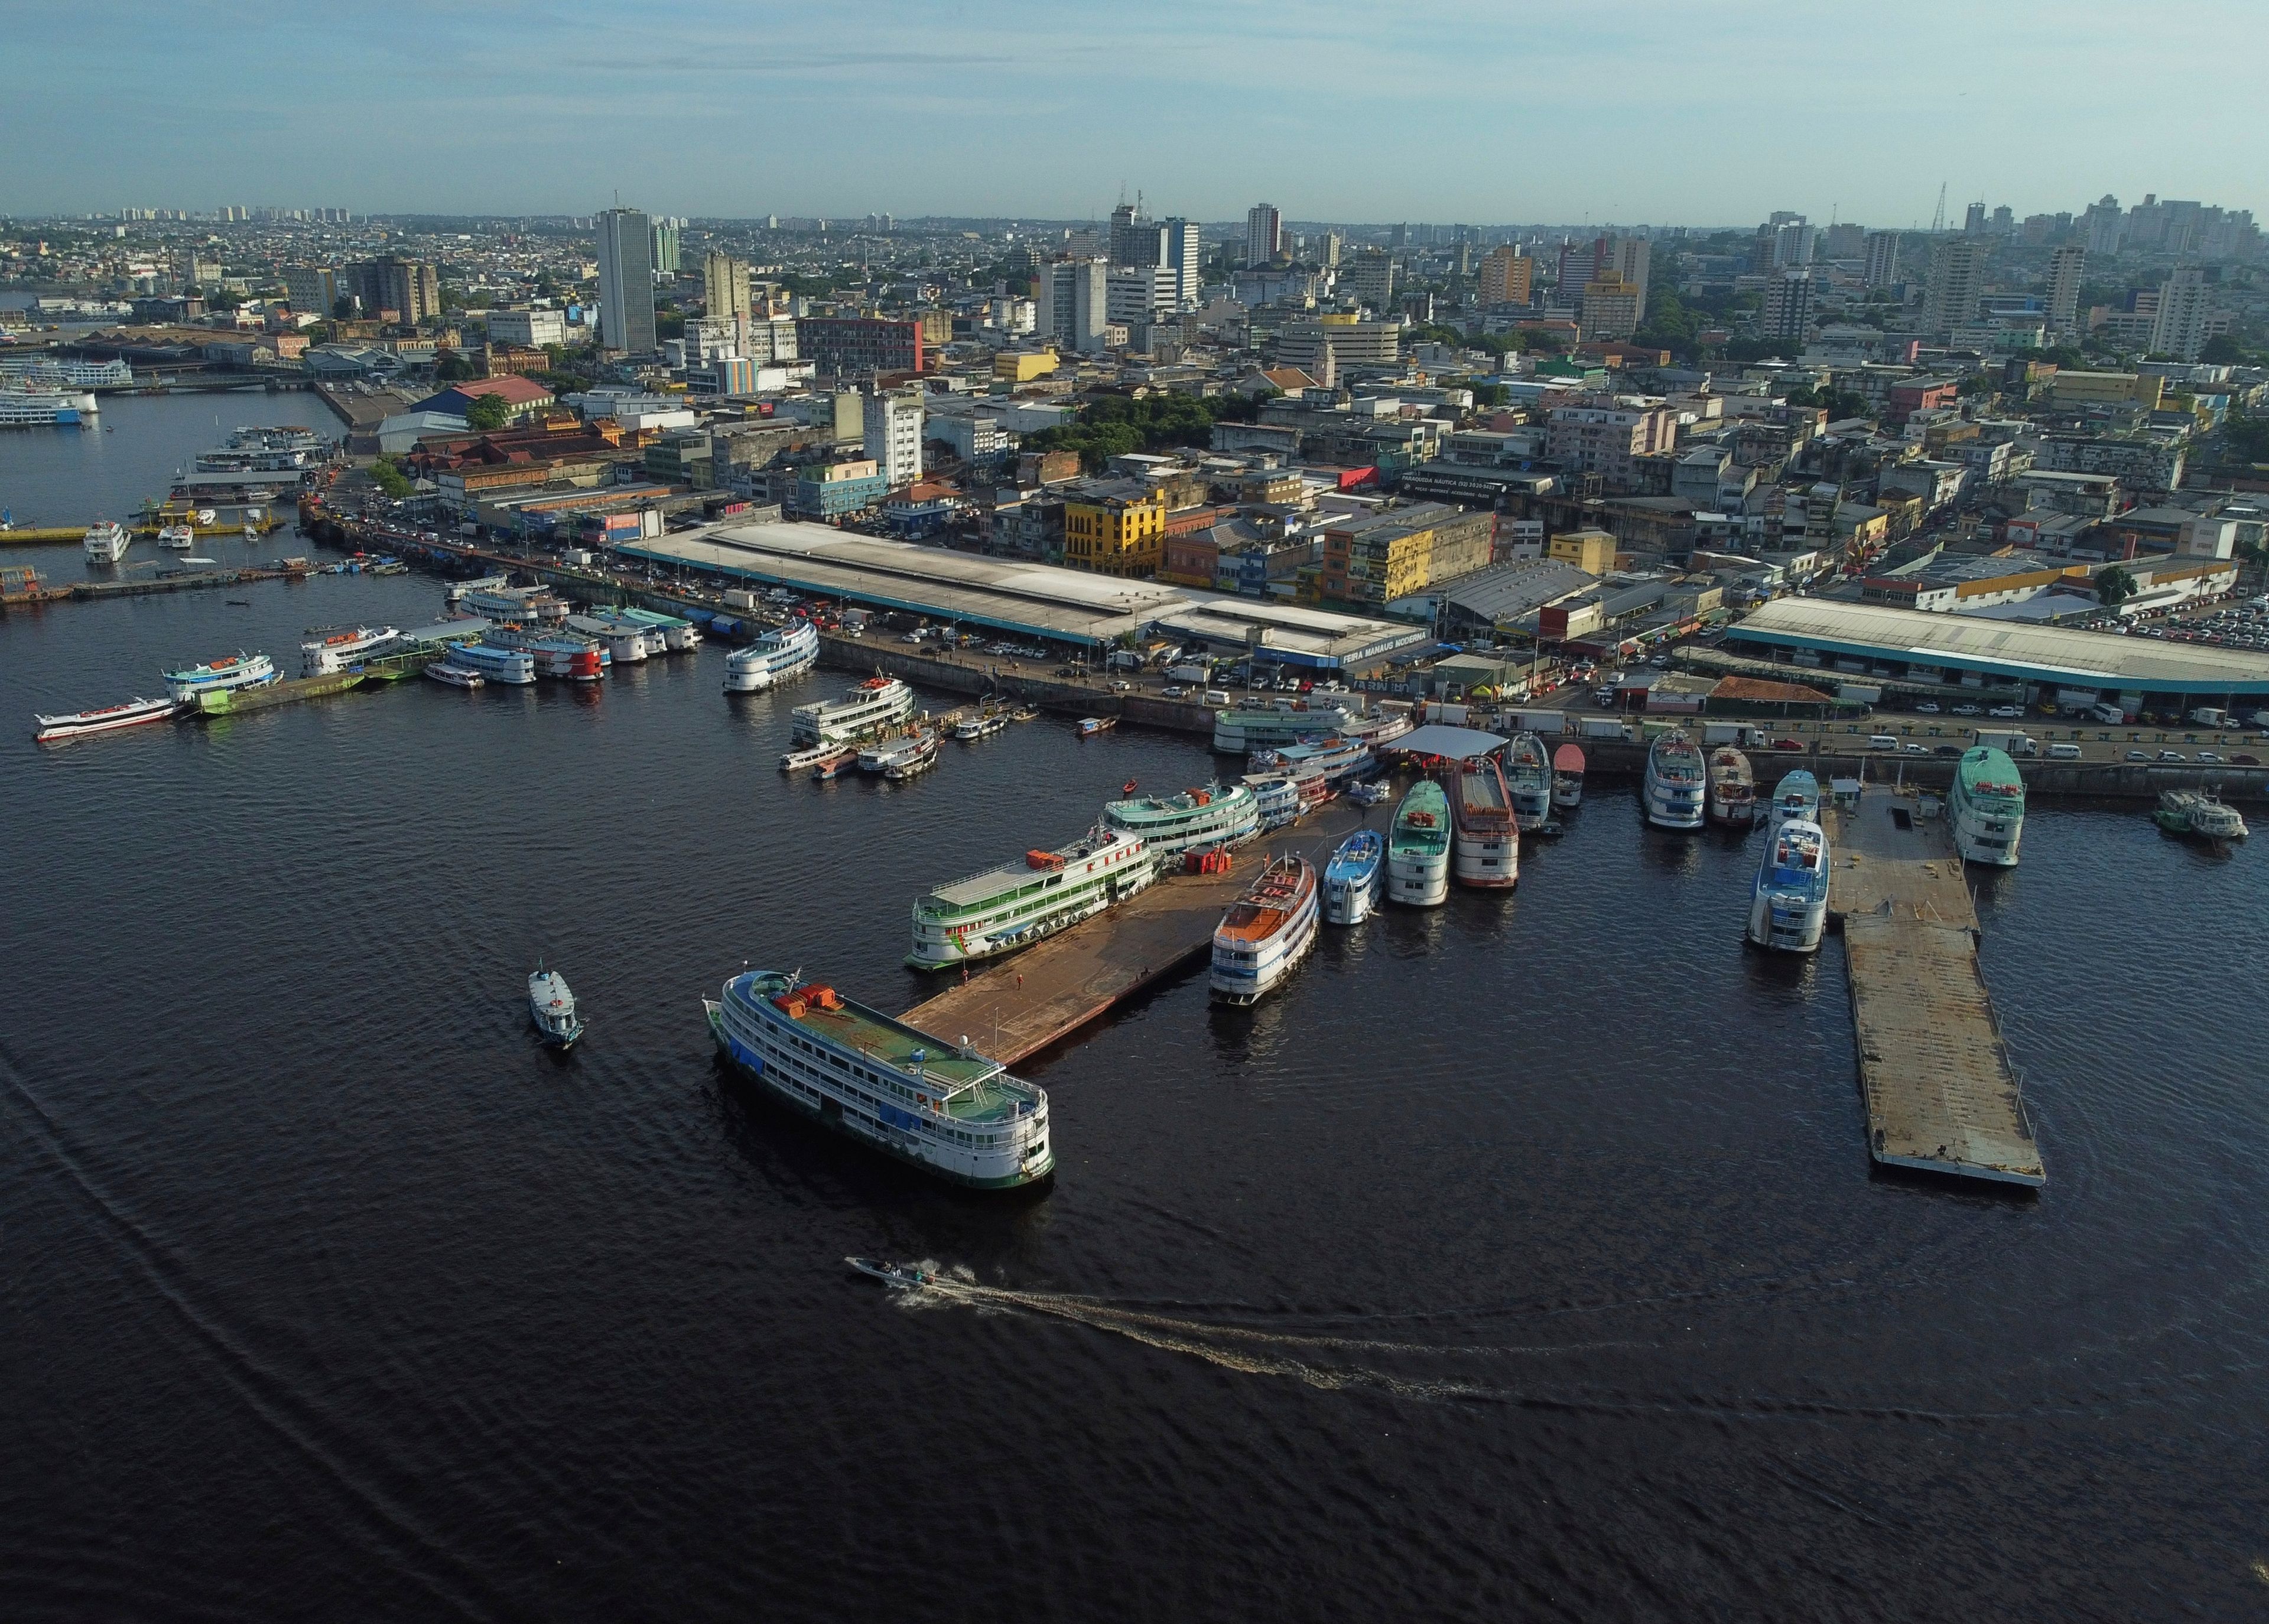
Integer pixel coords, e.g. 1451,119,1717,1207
1101,782,1262,857
1746,817,1830,953
1643,732,1706,830
1503,733,1552,830
444,641,539,685
299,624,400,676
83,520,131,563
1950,747,2025,867
1767,769,1820,831
1451,757,1520,889
157,523,196,550
706,970,1053,1189
1387,779,1451,907
32,695,178,743
1210,855,1320,1005
724,618,820,693
528,967,584,1049
161,652,277,704
1322,829,1385,924
792,675,914,744
1211,702,1355,754
908,825,1157,968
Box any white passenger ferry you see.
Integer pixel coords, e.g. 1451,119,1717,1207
1503,733,1552,829
1746,817,1830,953
724,618,820,693
792,675,914,744
1388,779,1451,906
1950,747,2025,866
706,970,1054,1189
1101,782,1262,856
83,520,131,563
1211,702,1355,754
161,652,277,704
909,825,1156,968
445,641,539,685
1643,732,1706,830
1451,757,1519,889
1210,855,1319,1005
300,624,400,676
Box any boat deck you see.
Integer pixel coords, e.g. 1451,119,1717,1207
903,803,1369,1064
768,989,1027,1121
1823,788,2044,1187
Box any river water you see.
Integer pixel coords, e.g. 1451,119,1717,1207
4,397,2266,1622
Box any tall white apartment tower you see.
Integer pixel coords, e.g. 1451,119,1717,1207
1163,218,1202,306
1921,237,1987,336
1038,258,1109,352
596,206,657,353
1862,230,1901,290
2046,245,2085,334
2149,266,2212,362
863,390,924,487
1245,203,1282,268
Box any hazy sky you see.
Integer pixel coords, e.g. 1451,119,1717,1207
6,0,2263,226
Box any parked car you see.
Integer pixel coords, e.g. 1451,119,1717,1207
2127,750,2153,761
2158,750,2186,762
2197,751,2224,763
1952,704,1982,717
1988,705,2023,719
2232,754,2261,765
1903,743,1928,756
1161,684,1188,698
1773,738,1805,751
1915,701,1941,714
1109,679,1132,693
1934,744,1963,757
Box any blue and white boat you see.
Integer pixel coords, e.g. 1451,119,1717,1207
1323,829,1384,925
705,969,1053,1189
724,617,820,694
528,967,585,1047
1642,732,1706,830
446,640,538,685
161,652,277,705
1745,817,1830,953
616,605,702,650
1767,769,1821,831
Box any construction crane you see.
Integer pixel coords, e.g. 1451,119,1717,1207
1930,183,1948,236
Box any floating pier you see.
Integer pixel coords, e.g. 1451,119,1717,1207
902,800,1373,1063
1823,787,2044,1187
193,670,365,716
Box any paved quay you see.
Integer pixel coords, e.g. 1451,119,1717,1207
1823,786,2044,1188
901,800,1374,1064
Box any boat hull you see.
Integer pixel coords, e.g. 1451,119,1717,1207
1388,852,1449,906
34,698,178,741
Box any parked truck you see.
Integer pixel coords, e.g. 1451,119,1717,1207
1165,663,1211,684
1701,722,1769,748
1577,717,1634,741
1509,709,1566,736
1975,730,2039,757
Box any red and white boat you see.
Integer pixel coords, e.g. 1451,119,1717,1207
33,695,180,743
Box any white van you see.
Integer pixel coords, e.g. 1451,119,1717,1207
1202,689,1231,707
1867,734,1900,750
2045,742,2082,760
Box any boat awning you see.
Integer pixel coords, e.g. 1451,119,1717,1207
1383,724,1510,762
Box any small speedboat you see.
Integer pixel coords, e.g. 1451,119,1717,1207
846,1257,944,1289
425,662,484,688
528,966,584,1048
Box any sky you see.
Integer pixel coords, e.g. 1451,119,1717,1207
5,0,2264,227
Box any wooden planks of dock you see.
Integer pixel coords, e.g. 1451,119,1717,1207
901,800,1375,1065
1824,789,2044,1187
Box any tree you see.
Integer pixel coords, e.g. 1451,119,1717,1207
2200,335,2249,366
464,390,512,432
369,459,412,500
2094,565,2135,611
434,350,477,382
333,295,356,320
1472,383,1510,408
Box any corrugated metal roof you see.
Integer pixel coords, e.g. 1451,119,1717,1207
1732,597,2269,692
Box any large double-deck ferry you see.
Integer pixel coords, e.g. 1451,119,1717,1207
706,970,1053,1189
909,825,1156,968
724,618,820,693
1746,817,1830,953
1950,747,2025,866
1101,782,1261,856
1388,779,1451,906
570,615,652,663
1643,733,1706,830
792,675,914,744
446,640,538,684
482,624,605,681
1211,702,1355,754
0,385,99,429
615,606,701,650
1252,734,1372,785
83,520,131,563
1244,770,1302,831
1452,757,1520,889
162,652,277,705
300,624,399,676
1210,855,1319,1005
459,585,571,624
1503,734,1552,829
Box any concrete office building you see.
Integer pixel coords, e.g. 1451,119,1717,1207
1038,258,1108,353
1478,245,1532,307
1106,265,1178,327
2046,245,2085,334
1921,237,1987,337
2149,266,2213,362
1163,218,1201,306
863,390,924,488
596,207,658,354
1863,230,1901,289
651,219,682,275
703,252,752,324
1344,248,1396,311
282,266,339,317
1246,203,1283,268
1580,275,1641,339
487,308,567,347
1608,236,1650,314
344,257,440,325
1760,268,1814,341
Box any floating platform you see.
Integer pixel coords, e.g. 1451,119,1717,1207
1824,789,2044,1187
902,800,1373,1063
193,671,365,715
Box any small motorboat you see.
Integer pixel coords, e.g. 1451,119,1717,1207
1077,717,1116,737
1346,780,1391,807
846,1257,944,1289
425,662,485,689
528,966,584,1049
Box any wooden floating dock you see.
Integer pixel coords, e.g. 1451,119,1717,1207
1824,787,2044,1188
902,800,1374,1064
194,671,366,715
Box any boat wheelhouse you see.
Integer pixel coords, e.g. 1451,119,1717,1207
1210,855,1320,1005
792,675,914,744
706,971,1053,1189
1949,747,2024,867
161,652,277,704
1746,817,1829,953
1101,782,1261,856
909,825,1157,968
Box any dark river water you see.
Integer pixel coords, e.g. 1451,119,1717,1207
4,399,2267,1621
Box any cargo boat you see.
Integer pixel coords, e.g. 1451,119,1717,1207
1210,854,1319,1005
1451,757,1519,889
1707,746,1757,827
908,825,1157,968
1387,779,1451,906
706,970,1053,1189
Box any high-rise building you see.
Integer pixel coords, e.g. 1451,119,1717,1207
651,218,682,274
1109,202,1168,272
1964,201,1988,235
1921,237,1987,336
2083,196,2125,256
863,389,924,487
1318,231,1342,269
1608,236,1650,318
1037,258,1108,352
2149,266,2213,362
1772,220,1815,269
1760,268,1813,342
1477,244,1532,307
1343,248,1396,311
1244,203,1282,269
1556,235,1607,295
1106,265,1177,326
1163,218,1201,307
1579,275,1641,339
344,257,439,325
703,251,752,324
1822,223,1867,260
1863,230,1901,290
2046,245,2085,334
596,207,657,353
282,266,339,317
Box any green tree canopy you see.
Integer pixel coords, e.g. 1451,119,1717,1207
1022,393,1246,473
434,350,477,382
464,391,512,432
369,459,412,499
2094,565,2136,610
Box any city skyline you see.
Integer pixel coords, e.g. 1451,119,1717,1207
4,0,2265,223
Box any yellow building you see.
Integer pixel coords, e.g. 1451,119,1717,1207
1548,528,1617,574
993,349,1060,383
2048,370,2164,410
1478,245,1533,306
1062,480,1167,577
